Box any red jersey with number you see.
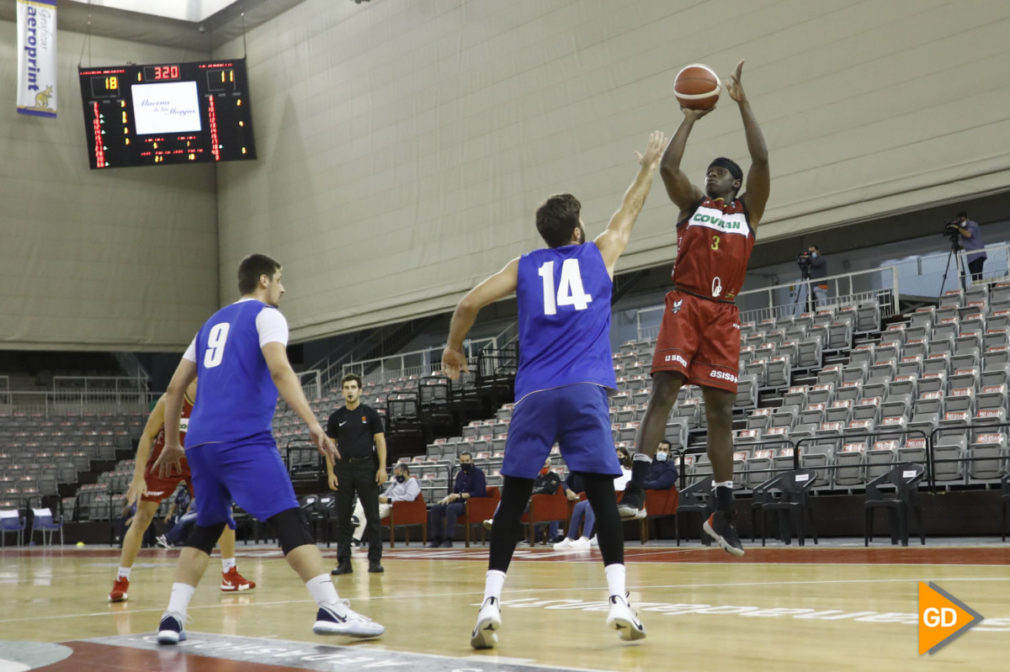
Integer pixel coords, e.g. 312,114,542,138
671,197,755,301
146,394,195,476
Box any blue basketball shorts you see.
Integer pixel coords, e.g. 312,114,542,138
186,437,299,527
502,383,621,479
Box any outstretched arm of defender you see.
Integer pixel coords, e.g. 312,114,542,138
441,258,520,380
726,60,770,226
595,130,667,277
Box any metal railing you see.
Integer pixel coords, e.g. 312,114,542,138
50,376,150,414
341,337,498,386
1,389,158,417
735,266,900,324
297,370,322,400
630,266,901,341
935,240,1010,295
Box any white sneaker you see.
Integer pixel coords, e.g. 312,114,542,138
606,594,646,641
552,537,575,551
470,596,502,649
589,535,599,547
313,600,385,638
570,537,592,551
482,518,493,531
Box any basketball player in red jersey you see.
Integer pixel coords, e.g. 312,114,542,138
618,61,769,557
108,379,255,601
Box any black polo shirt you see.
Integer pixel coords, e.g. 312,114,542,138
326,403,383,459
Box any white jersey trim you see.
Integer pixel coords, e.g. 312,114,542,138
182,338,197,363
686,205,752,237
255,306,289,347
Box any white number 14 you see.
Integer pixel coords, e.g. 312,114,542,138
538,259,592,315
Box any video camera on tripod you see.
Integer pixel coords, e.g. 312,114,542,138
796,251,812,278
943,220,962,249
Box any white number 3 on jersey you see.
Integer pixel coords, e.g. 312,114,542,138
538,259,593,316
203,323,230,368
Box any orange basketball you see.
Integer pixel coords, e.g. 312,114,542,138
674,63,720,110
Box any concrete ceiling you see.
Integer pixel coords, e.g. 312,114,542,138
0,0,305,52
66,1,240,23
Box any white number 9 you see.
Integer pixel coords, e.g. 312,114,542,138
203,323,230,368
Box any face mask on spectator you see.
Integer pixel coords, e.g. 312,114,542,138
395,474,406,483
460,463,472,472
655,451,669,462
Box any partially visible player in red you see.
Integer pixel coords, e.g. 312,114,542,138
618,60,769,558
108,379,255,601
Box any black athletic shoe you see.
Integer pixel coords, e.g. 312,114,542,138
617,482,647,520
331,560,353,575
703,511,745,557
368,563,384,573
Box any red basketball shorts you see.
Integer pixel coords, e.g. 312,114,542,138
650,290,741,393
142,457,193,503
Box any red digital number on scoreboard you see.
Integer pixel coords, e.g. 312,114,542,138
154,65,180,80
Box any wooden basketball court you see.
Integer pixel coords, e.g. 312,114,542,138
1,541,1007,671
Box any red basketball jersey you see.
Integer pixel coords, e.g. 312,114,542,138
672,197,755,301
148,394,195,468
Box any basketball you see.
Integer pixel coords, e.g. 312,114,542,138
674,63,721,110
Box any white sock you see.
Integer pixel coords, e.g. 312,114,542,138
713,480,734,490
166,582,196,617
222,557,236,572
305,574,340,607
483,569,506,604
117,566,132,580
604,563,626,598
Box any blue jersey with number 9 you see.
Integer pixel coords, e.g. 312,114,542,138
514,242,616,402
186,299,280,448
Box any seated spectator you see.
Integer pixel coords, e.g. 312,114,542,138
486,457,564,542
554,447,632,551
429,452,486,547
351,462,420,546
642,440,679,491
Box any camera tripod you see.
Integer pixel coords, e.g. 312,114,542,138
938,235,967,297
793,266,815,315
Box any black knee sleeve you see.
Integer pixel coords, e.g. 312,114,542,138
267,507,315,555
184,522,227,555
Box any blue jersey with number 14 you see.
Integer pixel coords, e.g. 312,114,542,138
186,299,280,448
514,242,616,402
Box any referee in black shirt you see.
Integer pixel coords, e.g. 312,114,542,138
325,373,387,575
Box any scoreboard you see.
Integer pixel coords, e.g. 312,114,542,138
78,59,256,169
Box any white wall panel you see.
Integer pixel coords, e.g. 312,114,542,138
0,23,218,350
212,0,1010,341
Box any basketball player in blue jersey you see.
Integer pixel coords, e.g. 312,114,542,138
151,254,383,643
442,130,667,649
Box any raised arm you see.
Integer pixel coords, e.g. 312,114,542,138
441,258,520,380
660,108,712,218
726,60,769,227
594,130,667,277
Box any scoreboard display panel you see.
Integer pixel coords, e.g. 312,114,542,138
78,58,256,169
